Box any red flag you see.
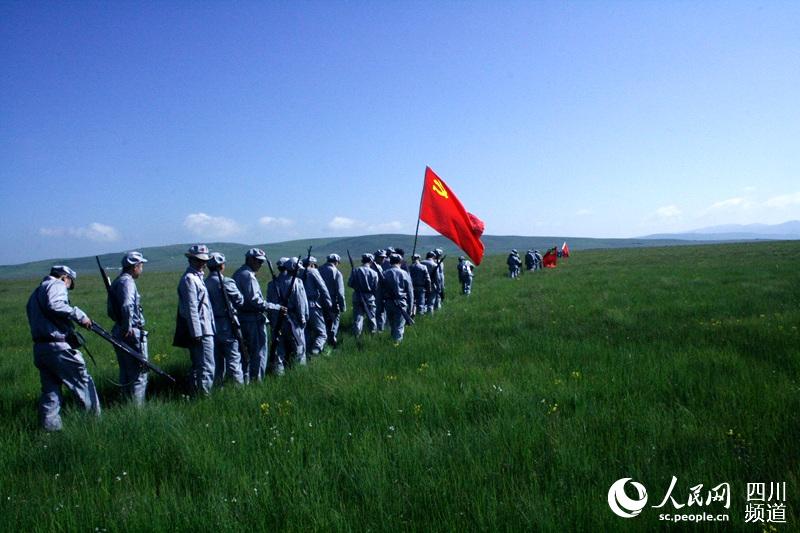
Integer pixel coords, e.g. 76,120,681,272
419,167,485,265
542,248,558,268
561,241,570,257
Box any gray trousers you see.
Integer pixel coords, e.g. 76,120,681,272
325,310,341,347
213,320,244,386
305,306,327,355
385,300,408,342
189,336,215,395
34,348,101,431
241,318,268,381
413,287,427,315
113,328,148,405
352,294,376,336
275,317,305,370
375,292,386,331
461,276,473,295
427,289,439,314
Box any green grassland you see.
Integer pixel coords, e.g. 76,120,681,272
0,242,798,531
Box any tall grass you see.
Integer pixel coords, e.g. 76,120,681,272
0,242,797,531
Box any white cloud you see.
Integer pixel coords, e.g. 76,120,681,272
743,186,757,193
764,192,800,208
706,197,752,211
655,205,682,218
367,221,404,232
575,209,592,216
183,213,241,239
328,216,358,230
258,216,294,228
39,222,120,242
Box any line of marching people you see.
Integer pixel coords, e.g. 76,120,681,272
507,243,569,278
24,244,476,430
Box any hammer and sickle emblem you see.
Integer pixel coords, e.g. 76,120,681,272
432,179,449,199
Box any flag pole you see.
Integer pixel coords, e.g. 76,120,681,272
411,167,426,259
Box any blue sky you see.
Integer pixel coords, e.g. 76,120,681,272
2,1,799,264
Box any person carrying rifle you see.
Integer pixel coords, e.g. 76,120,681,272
301,255,333,357
457,256,475,295
318,254,346,349
348,253,379,336
507,249,522,279
421,251,439,315
176,244,216,396
381,253,415,344
434,248,446,308
267,257,309,372
233,248,283,382
372,249,387,332
205,253,245,386
107,251,149,404
409,253,431,315
26,265,100,431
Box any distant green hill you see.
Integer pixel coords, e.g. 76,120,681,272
0,233,697,279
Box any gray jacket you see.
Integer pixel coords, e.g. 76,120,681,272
178,266,215,338
302,268,332,310
26,276,89,355
318,262,346,313
381,265,414,311
107,272,145,335
409,262,431,290
233,265,281,321
348,265,379,297
205,273,244,319
267,272,309,326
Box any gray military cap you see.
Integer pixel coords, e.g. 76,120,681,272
411,253,421,260
386,246,396,254
185,244,210,260
327,253,340,263
375,249,386,258
208,252,226,269
434,248,444,257
426,251,436,259
246,248,266,261
389,253,402,264
459,256,465,261
361,253,374,263
121,251,148,267
511,249,518,254
302,256,317,267
50,265,77,289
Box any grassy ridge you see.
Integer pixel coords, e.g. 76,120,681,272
0,233,705,279
0,242,798,531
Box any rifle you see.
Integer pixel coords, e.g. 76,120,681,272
347,249,375,322
215,270,248,375
267,259,301,366
382,268,415,326
89,321,176,382
96,255,173,380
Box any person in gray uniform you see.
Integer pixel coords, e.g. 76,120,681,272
233,248,283,381
524,250,536,271
301,256,333,357
107,251,149,405
349,253,379,336
534,250,543,270
457,256,475,295
318,254,346,348
372,249,387,331
408,253,431,315
434,248,445,309
26,265,100,431
268,257,309,370
205,252,245,386
507,249,522,279
177,244,216,395
421,251,439,314
381,253,414,344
